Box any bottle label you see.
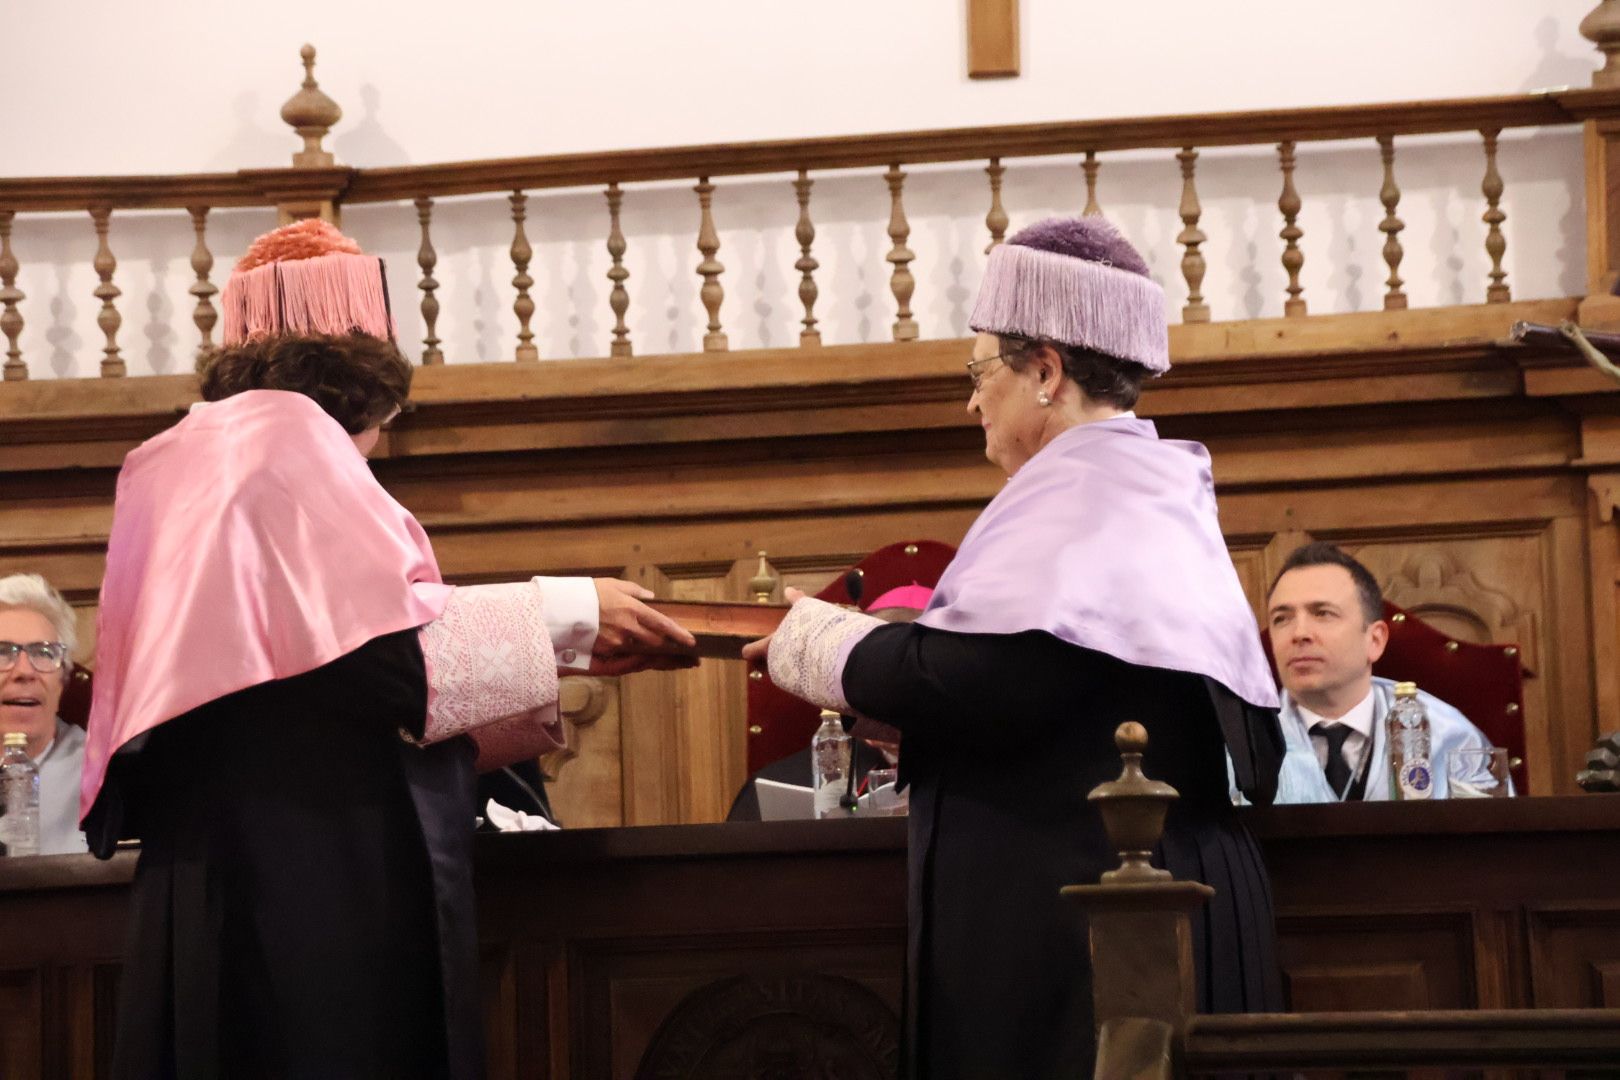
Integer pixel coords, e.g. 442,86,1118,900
1399,760,1433,799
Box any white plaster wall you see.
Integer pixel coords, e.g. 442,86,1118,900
4,1,1603,377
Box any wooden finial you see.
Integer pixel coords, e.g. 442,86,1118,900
1582,1,1620,87
748,551,777,604
281,44,342,168
1087,722,1179,884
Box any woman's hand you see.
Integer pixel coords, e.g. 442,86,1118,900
590,579,697,667
740,587,807,664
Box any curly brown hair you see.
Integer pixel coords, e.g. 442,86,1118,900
997,334,1150,410
198,334,412,435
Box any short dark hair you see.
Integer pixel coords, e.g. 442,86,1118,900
199,334,412,435
997,334,1150,410
1269,542,1384,625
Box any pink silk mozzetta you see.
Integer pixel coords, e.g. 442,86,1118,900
82,390,452,818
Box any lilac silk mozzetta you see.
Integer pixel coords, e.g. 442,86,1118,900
902,416,1278,710
83,390,452,818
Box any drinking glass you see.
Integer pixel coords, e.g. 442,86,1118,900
865,768,906,816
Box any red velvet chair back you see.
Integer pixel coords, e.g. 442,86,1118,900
745,540,956,774
1261,601,1529,793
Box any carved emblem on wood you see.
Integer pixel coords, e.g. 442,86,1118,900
1378,549,1535,670
541,676,607,779
634,973,900,1080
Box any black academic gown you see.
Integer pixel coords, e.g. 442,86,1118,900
90,629,482,1080
843,624,1285,1080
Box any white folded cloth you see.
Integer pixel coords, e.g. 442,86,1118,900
484,798,560,832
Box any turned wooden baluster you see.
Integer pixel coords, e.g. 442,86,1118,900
1482,128,1511,303
985,157,1009,253
1277,141,1307,317
605,183,632,358
415,197,443,365
885,164,919,341
510,190,538,362
1376,136,1407,311
695,177,727,351
793,170,821,347
1176,148,1210,323
1082,151,1102,216
0,212,24,381
187,207,219,367
90,206,124,377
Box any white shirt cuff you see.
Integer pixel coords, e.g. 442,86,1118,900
534,576,599,671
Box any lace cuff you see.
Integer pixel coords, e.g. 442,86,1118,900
767,597,883,714
416,581,562,753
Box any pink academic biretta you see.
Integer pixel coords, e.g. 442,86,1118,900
220,218,396,345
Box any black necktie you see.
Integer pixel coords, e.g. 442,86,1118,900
1313,722,1354,796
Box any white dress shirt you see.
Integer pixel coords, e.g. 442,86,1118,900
1296,687,1377,790
33,718,89,855
534,577,599,672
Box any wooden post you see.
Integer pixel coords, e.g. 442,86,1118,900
1061,723,1212,1072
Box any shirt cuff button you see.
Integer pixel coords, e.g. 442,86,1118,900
560,649,577,665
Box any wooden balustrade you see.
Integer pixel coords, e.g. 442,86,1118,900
10,26,1620,378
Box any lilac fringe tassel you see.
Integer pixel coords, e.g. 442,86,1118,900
969,244,1170,373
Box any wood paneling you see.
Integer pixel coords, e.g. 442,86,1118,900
5,799,1619,1078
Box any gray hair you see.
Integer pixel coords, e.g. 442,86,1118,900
0,573,78,671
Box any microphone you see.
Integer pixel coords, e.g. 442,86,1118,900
840,568,865,812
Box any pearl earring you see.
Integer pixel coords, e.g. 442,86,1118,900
1037,390,1052,407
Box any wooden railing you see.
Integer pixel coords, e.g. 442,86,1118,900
1074,724,1620,1079
10,10,1620,381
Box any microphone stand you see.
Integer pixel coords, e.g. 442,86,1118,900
839,567,864,814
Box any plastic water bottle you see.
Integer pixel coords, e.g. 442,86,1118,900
811,710,852,819
1386,682,1433,801
0,732,40,857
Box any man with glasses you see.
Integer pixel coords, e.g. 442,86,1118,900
0,573,87,854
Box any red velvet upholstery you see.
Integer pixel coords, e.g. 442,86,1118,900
1260,601,1529,794
57,665,93,730
745,540,956,775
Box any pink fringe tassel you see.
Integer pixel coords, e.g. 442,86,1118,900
220,253,396,346
969,244,1171,373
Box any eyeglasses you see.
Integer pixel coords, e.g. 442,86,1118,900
0,641,68,674
966,354,1008,392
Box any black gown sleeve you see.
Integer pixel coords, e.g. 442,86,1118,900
841,623,1098,746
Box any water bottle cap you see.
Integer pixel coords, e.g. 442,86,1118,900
819,709,841,721
2,732,25,748
1394,681,1419,697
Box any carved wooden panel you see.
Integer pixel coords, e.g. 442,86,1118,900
1276,911,1478,1011
567,932,903,1080
1527,905,1620,1008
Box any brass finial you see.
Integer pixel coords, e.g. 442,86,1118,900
281,44,342,168
1088,722,1180,884
748,551,777,603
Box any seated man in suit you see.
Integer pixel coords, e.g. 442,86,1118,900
1264,542,1500,802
